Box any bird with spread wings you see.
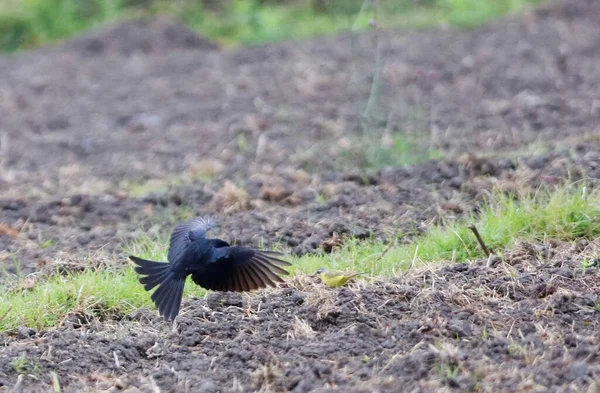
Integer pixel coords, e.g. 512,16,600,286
129,216,291,321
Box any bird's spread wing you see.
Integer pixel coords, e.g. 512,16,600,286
168,216,217,264
190,247,291,292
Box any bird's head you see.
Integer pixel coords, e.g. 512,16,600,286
315,268,325,275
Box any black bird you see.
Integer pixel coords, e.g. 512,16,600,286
129,216,291,321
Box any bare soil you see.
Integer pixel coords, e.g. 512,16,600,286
1,0,600,391
3,241,600,393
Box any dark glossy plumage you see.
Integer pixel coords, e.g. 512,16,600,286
130,216,291,321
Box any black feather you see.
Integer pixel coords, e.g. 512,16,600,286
168,216,217,264
161,279,185,321
130,256,172,291
253,254,290,275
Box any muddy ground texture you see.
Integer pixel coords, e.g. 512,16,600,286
3,242,600,393
2,0,600,391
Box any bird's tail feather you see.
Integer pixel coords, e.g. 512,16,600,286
130,256,171,290
129,255,185,321
150,275,185,322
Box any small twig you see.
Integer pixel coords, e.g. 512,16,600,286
50,371,61,393
411,245,419,270
0,305,12,326
468,224,492,257
10,374,23,393
400,245,420,278
371,238,396,277
506,319,516,339
113,351,125,370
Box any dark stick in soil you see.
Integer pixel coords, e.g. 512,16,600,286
0,305,12,326
468,224,493,257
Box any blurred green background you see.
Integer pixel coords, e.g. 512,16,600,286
0,0,545,52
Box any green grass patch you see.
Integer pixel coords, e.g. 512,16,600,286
119,170,218,198
11,353,40,375
1,0,547,52
120,178,175,198
339,132,443,169
297,183,600,275
0,263,206,333
0,265,150,331
1,0,124,51
1,182,598,332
